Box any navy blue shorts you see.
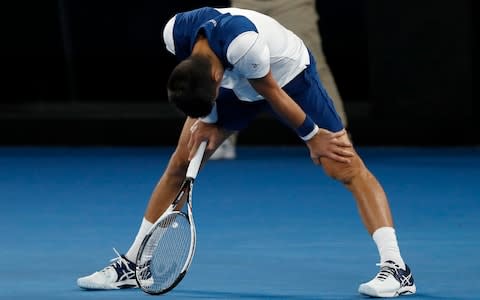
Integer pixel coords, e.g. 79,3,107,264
215,52,344,133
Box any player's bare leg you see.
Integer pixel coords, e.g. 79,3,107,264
320,131,416,297
77,117,230,290
320,136,392,234
125,118,231,261
144,118,231,222
144,117,199,222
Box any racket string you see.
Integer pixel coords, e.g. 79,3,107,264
137,213,192,292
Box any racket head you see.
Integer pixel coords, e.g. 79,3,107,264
135,209,196,294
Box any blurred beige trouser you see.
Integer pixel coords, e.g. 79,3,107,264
230,0,348,127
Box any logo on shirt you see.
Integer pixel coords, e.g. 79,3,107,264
251,63,259,69
207,19,217,27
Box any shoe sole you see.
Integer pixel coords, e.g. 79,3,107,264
398,284,416,296
77,279,138,290
359,284,416,298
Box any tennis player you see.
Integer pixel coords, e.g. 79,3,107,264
77,7,415,297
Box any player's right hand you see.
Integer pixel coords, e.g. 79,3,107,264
187,120,225,160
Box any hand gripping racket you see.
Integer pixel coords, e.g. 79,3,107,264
135,141,207,295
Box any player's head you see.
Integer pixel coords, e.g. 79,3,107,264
167,55,217,118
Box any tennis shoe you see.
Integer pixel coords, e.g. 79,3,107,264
358,260,416,297
77,248,138,290
136,259,154,287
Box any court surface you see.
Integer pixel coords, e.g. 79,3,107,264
1,146,479,300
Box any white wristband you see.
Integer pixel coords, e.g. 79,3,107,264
300,124,319,141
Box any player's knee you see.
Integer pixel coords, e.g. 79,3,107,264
321,154,365,185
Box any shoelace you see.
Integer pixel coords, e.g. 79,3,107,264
375,262,397,281
101,248,131,274
136,261,152,280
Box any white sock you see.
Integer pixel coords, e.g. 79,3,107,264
372,227,405,269
125,217,153,262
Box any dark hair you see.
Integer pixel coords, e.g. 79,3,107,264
167,55,216,118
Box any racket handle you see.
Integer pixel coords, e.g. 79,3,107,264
186,141,207,179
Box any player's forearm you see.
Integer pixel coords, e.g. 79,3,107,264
250,72,319,140
267,88,306,128
267,90,319,141
249,72,306,129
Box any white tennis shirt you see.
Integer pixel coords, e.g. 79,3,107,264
163,7,310,103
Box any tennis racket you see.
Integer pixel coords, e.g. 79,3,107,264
135,141,207,295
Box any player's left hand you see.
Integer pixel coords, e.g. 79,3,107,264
306,128,354,164
187,120,226,160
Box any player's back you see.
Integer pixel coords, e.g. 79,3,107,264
216,7,307,65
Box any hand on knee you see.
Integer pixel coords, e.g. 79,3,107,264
321,155,364,185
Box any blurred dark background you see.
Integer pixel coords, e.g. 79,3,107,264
1,0,476,146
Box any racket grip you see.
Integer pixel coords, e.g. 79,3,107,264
186,141,207,179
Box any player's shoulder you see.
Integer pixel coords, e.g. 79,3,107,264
227,30,269,78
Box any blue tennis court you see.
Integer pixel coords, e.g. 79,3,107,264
1,146,479,300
